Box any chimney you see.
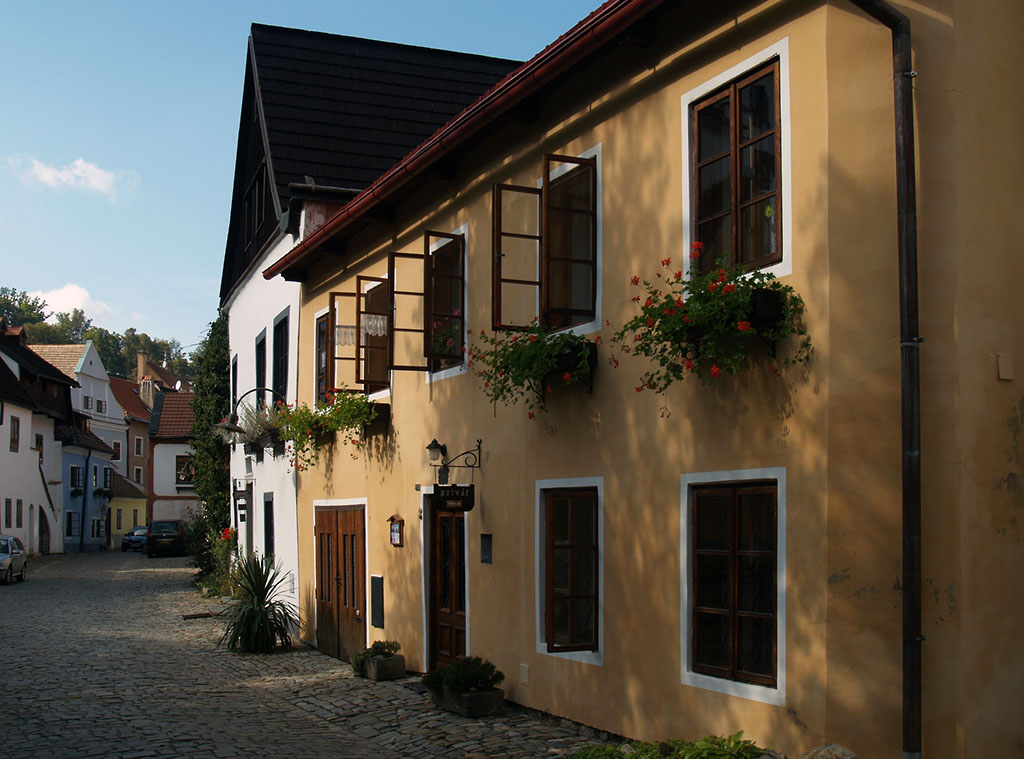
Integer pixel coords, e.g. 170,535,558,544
139,377,155,410
137,351,148,382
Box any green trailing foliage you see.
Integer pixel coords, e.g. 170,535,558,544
275,390,378,470
187,312,230,584
570,732,766,759
351,639,402,675
422,656,505,694
219,552,298,654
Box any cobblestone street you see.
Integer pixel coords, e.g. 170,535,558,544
0,552,608,759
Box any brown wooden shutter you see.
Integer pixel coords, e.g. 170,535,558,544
493,183,542,330
356,276,389,392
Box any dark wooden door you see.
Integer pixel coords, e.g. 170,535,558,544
315,508,366,662
430,509,466,668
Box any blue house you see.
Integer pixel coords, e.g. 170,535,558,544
56,411,114,552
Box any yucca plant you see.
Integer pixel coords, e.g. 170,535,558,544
219,553,297,654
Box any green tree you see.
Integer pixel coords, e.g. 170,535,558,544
54,308,93,342
188,311,230,579
22,320,66,343
0,287,48,326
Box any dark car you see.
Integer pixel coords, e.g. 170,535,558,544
0,535,28,584
147,520,186,557
121,525,148,552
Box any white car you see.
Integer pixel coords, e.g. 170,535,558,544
0,535,28,584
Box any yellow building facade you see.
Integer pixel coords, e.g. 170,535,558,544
261,1,1024,756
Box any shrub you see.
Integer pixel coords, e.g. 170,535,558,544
351,639,402,675
219,553,297,653
570,732,766,759
422,656,505,694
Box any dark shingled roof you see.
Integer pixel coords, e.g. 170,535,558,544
251,23,521,201
0,357,33,408
220,24,520,303
150,392,195,439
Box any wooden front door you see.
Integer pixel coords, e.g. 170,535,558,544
315,507,366,662
430,509,466,669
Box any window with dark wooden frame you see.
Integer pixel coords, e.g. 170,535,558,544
9,415,19,452
315,312,329,405
544,488,599,653
493,154,597,331
103,467,113,489
691,482,777,687
231,355,239,409
254,331,267,409
692,60,781,274
272,314,289,404
175,456,195,486
424,232,466,372
70,466,84,488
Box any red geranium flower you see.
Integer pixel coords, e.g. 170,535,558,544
737,321,751,332
711,364,721,378
722,284,736,293
562,372,572,382
630,275,640,286
661,257,671,267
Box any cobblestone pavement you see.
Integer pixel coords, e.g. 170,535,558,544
0,552,610,759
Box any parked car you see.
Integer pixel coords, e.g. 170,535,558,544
147,520,186,557
0,535,28,584
121,525,148,552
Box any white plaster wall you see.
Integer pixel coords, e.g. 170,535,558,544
0,403,56,554
152,441,193,496
72,343,128,472
223,229,301,607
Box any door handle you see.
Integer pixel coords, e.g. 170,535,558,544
355,609,361,618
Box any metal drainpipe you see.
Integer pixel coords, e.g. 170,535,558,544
843,2,922,757
80,447,92,553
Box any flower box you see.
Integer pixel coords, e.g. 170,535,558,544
539,340,598,401
429,685,505,718
364,402,391,436
363,653,405,681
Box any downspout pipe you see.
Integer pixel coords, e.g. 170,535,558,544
846,2,922,757
80,447,92,553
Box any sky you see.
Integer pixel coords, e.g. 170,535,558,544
0,0,602,355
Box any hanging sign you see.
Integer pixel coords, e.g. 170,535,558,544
431,484,475,512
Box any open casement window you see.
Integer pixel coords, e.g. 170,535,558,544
424,231,466,371
493,155,596,331
691,482,777,687
692,60,781,274
328,278,391,396
545,488,599,653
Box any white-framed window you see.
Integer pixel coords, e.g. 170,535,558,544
682,39,792,281
133,466,143,485
535,476,604,665
96,399,107,413
134,436,143,456
83,395,93,410
680,467,787,705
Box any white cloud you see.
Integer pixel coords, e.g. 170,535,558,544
31,283,114,323
7,155,138,201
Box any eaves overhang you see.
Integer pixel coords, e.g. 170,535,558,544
262,0,668,282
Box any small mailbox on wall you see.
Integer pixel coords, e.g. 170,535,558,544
388,514,404,547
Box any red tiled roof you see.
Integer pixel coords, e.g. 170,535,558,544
153,392,195,438
27,344,86,377
109,377,151,422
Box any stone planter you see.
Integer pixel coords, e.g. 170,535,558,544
429,686,505,718
364,653,405,681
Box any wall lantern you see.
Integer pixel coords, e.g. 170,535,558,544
214,387,288,444
425,438,482,485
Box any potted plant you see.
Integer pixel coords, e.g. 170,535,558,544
468,320,597,415
236,402,284,453
219,552,298,654
611,242,812,392
276,391,379,470
351,639,405,680
422,656,505,717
